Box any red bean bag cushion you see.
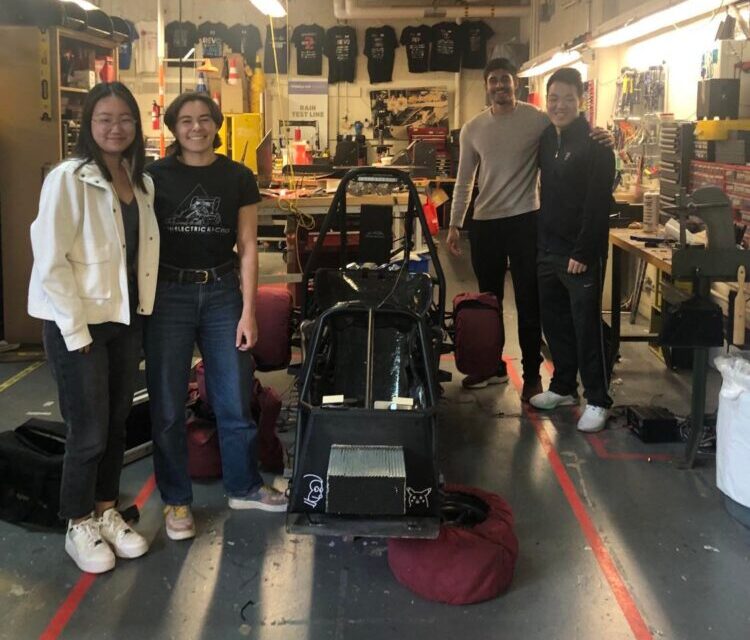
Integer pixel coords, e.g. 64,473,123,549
388,484,518,605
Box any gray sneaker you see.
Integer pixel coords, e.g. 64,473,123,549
228,485,288,512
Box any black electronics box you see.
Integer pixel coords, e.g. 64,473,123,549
715,131,750,165
693,140,716,161
697,79,740,120
626,406,680,443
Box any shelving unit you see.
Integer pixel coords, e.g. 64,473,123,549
0,25,118,342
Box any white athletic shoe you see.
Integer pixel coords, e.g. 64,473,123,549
577,405,609,433
65,514,116,574
99,508,148,559
529,390,578,410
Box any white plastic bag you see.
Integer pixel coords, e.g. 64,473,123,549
715,355,750,508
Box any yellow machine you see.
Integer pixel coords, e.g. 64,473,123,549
217,113,264,172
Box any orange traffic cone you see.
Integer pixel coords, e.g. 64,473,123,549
228,57,240,86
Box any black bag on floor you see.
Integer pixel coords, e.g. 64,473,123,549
0,419,66,529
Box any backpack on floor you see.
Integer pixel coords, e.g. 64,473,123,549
253,286,293,371
186,412,223,479
251,378,285,474
0,419,66,529
452,292,503,378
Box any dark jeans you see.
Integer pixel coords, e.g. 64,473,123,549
537,252,612,408
43,318,143,520
469,212,543,382
144,271,262,506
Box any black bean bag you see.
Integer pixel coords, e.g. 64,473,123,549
388,484,518,605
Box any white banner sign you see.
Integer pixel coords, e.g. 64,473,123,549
287,79,328,152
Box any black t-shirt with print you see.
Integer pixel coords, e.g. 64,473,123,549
364,25,398,84
226,24,262,65
148,154,261,269
324,26,357,83
291,24,325,76
461,21,494,69
197,22,228,58
264,25,289,74
165,21,197,67
400,25,431,73
430,21,462,72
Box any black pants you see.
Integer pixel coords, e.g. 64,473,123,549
43,318,142,520
537,252,612,408
469,212,542,382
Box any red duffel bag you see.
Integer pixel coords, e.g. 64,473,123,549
452,292,503,378
252,286,293,372
388,484,519,605
187,416,223,479
250,378,285,474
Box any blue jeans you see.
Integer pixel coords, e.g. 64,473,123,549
144,271,263,505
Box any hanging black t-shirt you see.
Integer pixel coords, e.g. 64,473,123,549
324,26,357,84
430,22,462,72
264,25,289,74
165,21,197,67
226,24,263,66
461,21,494,69
400,25,431,73
291,24,325,76
197,22,228,58
118,20,139,70
148,155,261,270
364,25,398,84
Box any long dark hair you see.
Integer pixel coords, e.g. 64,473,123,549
74,82,146,191
163,92,223,156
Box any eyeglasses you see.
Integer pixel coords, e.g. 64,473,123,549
91,116,137,130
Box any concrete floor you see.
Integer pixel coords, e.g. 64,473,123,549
1,239,749,640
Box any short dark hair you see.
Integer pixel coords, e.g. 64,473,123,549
74,82,146,191
483,57,517,82
546,67,584,98
163,92,224,156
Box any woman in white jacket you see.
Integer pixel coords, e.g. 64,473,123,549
28,82,159,574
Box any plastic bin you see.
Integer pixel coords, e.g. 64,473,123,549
715,355,750,526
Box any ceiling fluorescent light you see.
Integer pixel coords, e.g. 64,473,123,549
60,0,100,10
517,50,582,78
249,0,287,18
590,0,726,48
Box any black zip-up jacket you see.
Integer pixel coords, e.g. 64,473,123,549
538,115,615,265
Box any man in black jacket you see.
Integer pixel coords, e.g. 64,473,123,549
529,67,615,433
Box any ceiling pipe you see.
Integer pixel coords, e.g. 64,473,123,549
333,0,530,20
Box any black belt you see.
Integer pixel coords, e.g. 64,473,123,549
158,261,235,284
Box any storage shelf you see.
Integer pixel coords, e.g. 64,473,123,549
60,86,89,94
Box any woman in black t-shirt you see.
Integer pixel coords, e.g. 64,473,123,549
145,94,287,541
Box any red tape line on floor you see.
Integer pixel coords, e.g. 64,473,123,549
38,473,157,640
505,359,653,640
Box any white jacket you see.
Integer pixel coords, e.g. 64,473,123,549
28,159,160,351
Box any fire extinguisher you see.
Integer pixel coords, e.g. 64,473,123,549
151,100,160,131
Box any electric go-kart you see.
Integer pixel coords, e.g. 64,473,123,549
286,167,448,539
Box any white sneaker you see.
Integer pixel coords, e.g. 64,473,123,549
577,405,609,433
99,508,148,559
65,514,116,574
529,390,578,410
